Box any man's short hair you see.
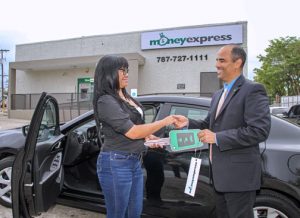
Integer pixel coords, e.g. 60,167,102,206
231,46,247,69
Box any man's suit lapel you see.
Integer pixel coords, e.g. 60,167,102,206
213,75,245,121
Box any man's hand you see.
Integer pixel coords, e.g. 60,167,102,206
198,129,216,144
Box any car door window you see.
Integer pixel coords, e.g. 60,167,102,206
38,100,58,142
170,105,208,120
143,105,158,123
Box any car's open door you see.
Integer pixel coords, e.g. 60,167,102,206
12,92,65,217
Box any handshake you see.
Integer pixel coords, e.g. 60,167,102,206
163,115,189,129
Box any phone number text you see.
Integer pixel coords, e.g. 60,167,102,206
156,55,208,63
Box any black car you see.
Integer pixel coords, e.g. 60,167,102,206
283,104,300,125
1,93,300,217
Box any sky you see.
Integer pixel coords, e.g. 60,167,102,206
0,0,299,87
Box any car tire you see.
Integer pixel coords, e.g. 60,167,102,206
254,190,300,218
0,156,14,208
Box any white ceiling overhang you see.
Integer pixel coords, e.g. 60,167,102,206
10,53,145,71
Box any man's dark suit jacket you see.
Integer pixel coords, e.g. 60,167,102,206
189,75,271,192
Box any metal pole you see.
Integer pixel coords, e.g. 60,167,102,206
0,49,9,110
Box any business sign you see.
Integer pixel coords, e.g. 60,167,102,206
131,88,138,97
141,24,243,50
77,77,94,100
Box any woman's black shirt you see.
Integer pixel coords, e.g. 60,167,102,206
96,94,146,154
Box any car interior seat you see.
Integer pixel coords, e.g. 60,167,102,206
63,131,83,166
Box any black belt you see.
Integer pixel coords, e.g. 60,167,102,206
103,150,144,162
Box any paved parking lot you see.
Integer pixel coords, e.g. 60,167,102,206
0,112,30,130
0,112,106,217
0,204,103,218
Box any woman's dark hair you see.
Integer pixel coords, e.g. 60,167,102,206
93,55,141,116
93,55,128,109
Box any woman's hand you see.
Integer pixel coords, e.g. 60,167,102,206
145,134,159,141
145,135,164,148
162,115,177,126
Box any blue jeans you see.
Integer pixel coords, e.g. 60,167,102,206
97,151,144,218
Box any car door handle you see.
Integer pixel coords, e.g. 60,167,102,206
24,183,33,187
52,141,62,151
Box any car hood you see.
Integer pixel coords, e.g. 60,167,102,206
0,128,26,149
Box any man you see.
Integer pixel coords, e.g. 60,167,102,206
177,45,271,218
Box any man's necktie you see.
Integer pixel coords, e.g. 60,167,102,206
210,89,228,162
215,89,228,119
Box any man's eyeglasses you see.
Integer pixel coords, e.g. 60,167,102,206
119,68,129,76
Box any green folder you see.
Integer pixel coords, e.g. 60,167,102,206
169,129,203,152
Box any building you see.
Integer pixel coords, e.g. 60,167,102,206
9,21,247,120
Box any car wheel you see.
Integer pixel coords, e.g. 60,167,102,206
254,190,300,218
0,156,14,208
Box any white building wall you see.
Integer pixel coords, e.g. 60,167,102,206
13,21,247,97
15,33,141,61
138,46,220,95
16,69,95,94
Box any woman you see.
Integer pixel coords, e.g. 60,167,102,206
93,55,181,218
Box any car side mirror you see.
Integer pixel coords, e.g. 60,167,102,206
22,125,30,136
282,111,288,117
